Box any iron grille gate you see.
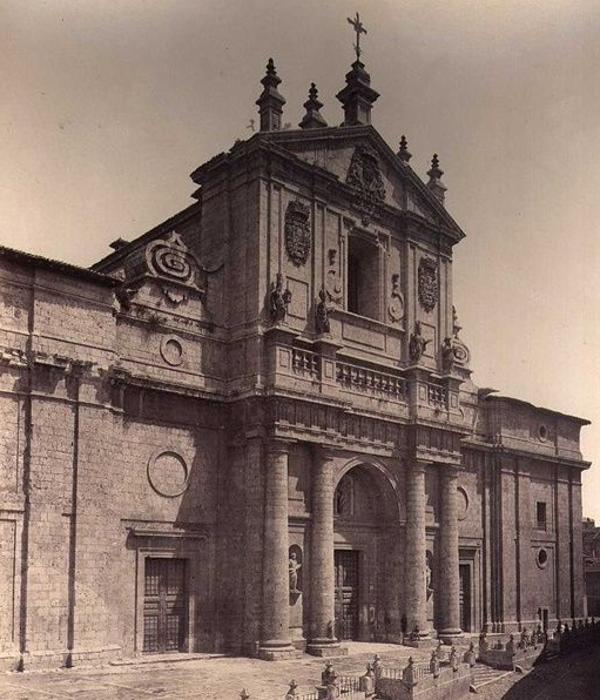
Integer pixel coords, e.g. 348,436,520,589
335,550,359,640
143,558,187,653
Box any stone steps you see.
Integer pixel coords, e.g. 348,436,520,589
469,663,513,693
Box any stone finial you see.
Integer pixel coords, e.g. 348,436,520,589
256,58,286,132
430,650,440,677
427,153,447,204
299,83,328,129
449,646,459,671
398,135,412,163
336,34,379,128
402,656,416,686
285,679,298,699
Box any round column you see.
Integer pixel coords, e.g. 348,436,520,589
405,461,429,639
259,441,295,659
307,450,340,655
438,467,462,641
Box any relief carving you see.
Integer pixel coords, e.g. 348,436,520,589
449,306,470,367
325,249,343,304
418,257,438,313
388,273,404,322
285,200,311,266
346,145,386,225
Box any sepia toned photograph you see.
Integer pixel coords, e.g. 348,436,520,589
1,1,599,698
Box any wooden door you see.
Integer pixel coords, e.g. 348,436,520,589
143,558,187,653
335,550,359,640
459,564,471,632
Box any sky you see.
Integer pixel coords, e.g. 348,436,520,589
2,0,600,518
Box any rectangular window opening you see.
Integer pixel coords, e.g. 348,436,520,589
347,236,380,320
536,501,547,530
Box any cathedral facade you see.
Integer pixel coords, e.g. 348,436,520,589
0,48,590,668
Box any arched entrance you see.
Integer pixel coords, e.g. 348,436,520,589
333,462,403,642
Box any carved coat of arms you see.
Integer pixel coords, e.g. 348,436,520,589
346,145,386,224
285,201,311,266
418,257,438,313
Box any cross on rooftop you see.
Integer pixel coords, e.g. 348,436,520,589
347,12,367,60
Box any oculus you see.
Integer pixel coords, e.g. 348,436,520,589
147,450,189,498
160,335,184,366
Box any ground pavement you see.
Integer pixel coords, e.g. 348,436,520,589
1,641,600,700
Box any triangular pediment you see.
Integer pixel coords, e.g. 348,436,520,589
265,125,465,241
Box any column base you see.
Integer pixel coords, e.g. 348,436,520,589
404,630,435,648
257,640,299,661
438,628,464,644
306,639,348,657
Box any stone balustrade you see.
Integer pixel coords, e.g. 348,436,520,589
291,348,320,379
427,382,447,409
478,626,547,670
336,360,407,402
549,617,600,656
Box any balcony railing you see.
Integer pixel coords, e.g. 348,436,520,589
291,348,320,379
336,361,406,402
427,382,447,408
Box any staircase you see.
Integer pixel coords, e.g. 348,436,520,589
469,663,513,693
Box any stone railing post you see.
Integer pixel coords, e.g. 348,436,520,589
402,656,417,687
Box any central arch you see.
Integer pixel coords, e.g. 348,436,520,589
332,460,404,642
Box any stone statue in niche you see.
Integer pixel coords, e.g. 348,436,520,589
315,288,330,334
289,545,303,604
388,273,404,323
409,321,430,363
441,337,455,373
269,273,292,323
289,551,302,593
425,551,434,599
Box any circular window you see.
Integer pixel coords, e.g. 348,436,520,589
538,425,548,442
160,335,184,366
147,450,189,497
457,487,469,521
537,548,549,569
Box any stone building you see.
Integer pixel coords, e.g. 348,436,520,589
583,518,600,617
0,42,590,669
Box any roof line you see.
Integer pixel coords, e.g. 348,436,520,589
0,244,118,287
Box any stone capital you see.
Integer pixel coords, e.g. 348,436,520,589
266,438,294,457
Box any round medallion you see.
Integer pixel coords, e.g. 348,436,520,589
160,335,184,366
457,486,469,521
536,548,549,569
538,425,549,442
147,450,189,497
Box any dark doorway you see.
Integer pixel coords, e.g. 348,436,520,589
459,564,472,632
335,550,359,640
143,558,187,653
